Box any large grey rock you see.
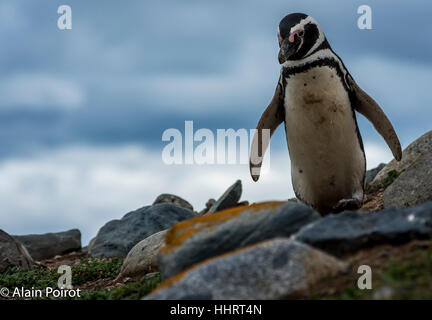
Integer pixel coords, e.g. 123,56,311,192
383,153,432,208
158,201,320,279
371,131,432,187
116,230,167,281
146,239,347,300
14,229,81,261
294,202,432,257
207,180,242,214
365,163,385,187
89,203,195,258
0,230,34,273
153,194,194,212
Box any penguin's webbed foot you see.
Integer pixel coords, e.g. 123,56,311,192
331,198,362,214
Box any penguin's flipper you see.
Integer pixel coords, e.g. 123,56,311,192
350,80,402,161
249,82,284,181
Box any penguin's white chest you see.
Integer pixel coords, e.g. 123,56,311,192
283,65,365,211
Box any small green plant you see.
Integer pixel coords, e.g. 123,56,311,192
366,169,403,192
72,258,123,285
0,267,59,290
381,170,402,189
76,273,161,300
0,258,123,291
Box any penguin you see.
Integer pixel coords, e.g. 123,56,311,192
249,13,402,215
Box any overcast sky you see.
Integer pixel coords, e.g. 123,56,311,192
1,0,431,244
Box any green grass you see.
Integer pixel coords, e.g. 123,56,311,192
0,257,162,300
323,248,432,300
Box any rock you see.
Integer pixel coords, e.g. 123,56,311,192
158,201,320,279
383,152,432,208
236,201,249,207
89,203,195,258
294,202,432,257
142,272,160,282
153,194,193,212
206,198,216,208
0,230,34,273
198,199,216,215
145,239,347,300
85,237,96,252
207,180,242,214
116,230,167,281
14,229,82,261
365,163,386,187
373,286,397,300
371,131,432,187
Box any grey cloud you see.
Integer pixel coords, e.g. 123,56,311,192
0,0,430,157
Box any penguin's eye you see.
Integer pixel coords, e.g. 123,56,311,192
288,29,305,43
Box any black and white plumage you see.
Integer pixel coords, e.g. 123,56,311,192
249,13,402,215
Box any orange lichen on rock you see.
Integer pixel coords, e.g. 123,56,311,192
150,237,288,296
159,201,286,255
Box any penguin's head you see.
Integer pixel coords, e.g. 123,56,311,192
277,13,327,64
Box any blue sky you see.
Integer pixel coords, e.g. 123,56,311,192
1,0,431,245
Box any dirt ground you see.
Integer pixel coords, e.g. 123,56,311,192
308,240,432,299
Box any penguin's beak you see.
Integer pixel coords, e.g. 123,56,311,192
278,50,286,64
278,30,304,64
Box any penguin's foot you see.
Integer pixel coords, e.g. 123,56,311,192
331,198,362,213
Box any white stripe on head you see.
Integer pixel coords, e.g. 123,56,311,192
289,16,325,57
